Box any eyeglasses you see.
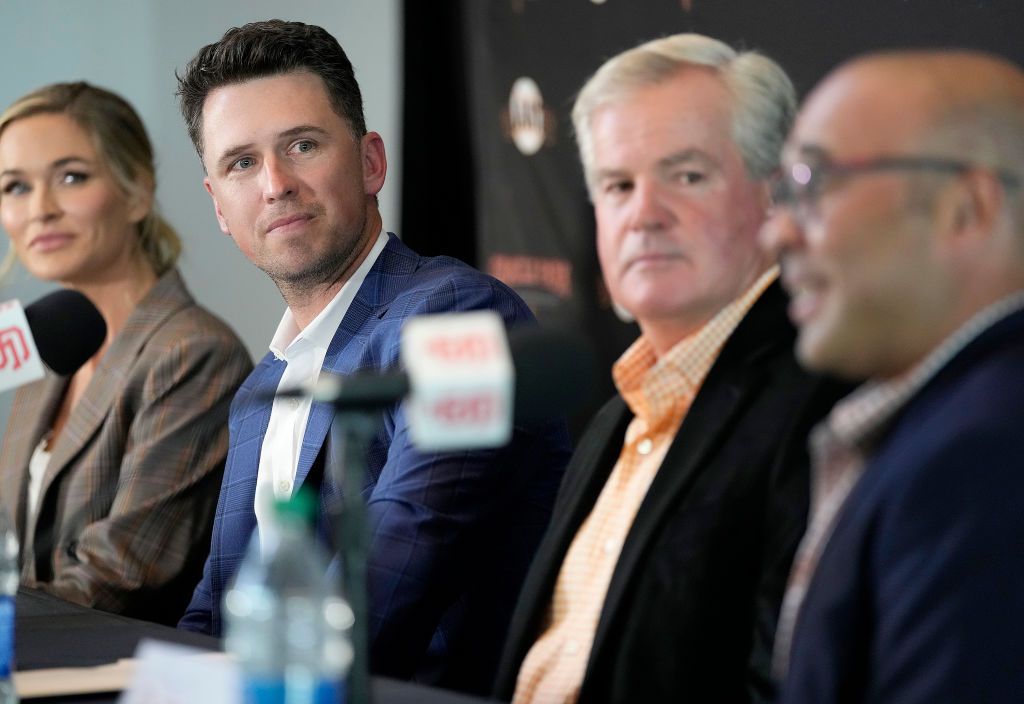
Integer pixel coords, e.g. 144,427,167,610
771,155,1021,224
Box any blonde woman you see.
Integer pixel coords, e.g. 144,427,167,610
0,82,252,624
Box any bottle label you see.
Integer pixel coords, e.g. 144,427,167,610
317,679,345,703
243,676,284,704
0,595,13,678
242,676,343,704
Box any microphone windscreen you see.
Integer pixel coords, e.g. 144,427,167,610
508,325,596,421
24,289,107,375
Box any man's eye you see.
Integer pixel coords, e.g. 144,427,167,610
606,181,633,194
234,156,256,170
294,140,315,153
676,171,704,185
806,175,826,199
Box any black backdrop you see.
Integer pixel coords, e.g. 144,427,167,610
402,0,1024,437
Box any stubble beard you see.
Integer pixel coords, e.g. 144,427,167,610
263,213,370,307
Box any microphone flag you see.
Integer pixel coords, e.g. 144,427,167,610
0,300,46,393
400,310,514,451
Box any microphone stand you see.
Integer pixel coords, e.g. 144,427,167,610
327,411,376,704
323,373,408,704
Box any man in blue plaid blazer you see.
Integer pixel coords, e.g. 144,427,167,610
174,21,570,695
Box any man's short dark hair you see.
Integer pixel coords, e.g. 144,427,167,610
176,19,367,159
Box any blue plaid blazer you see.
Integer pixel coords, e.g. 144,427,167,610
179,234,570,694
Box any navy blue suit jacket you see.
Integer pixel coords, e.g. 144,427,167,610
180,234,571,694
782,307,1024,704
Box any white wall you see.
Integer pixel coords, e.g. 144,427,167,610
0,1,401,432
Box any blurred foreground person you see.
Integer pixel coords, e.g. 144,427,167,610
0,82,252,624
763,50,1024,703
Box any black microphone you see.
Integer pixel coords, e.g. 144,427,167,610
319,323,594,704
505,325,596,421
275,325,596,421
24,289,106,375
281,371,410,411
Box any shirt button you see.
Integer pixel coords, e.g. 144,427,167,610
565,640,580,656
277,480,292,495
288,398,300,410
637,438,653,455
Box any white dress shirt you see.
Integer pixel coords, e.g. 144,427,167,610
26,433,53,532
253,230,388,545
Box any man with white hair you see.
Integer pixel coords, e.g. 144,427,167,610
493,33,846,704
763,49,1024,704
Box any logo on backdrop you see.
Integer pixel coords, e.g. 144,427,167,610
502,77,556,156
488,254,573,300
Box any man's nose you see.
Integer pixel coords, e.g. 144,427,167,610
262,156,298,203
625,178,672,231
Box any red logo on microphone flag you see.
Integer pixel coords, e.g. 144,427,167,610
0,299,46,391
402,311,514,450
0,327,30,370
426,333,502,363
430,393,504,426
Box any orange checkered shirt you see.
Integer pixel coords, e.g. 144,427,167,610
512,266,778,704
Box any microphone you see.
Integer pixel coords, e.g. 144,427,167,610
318,315,594,702
24,289,107,375
503,323,595,421
275,311,595,450
0,289,106,393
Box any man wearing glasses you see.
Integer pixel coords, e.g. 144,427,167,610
763,50,1024,703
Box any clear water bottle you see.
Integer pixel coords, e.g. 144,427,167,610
224,489,353,704
0,503,19,704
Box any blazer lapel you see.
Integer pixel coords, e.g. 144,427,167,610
41,355,129,495
541,399,632,581
587,283,792,664
37,272,192,505
3,375,65,567
498,397,632,685
294,234,415,490
219,355,281,561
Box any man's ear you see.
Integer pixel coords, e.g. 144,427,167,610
204,177,232,236
940,167,1005,246
361,131,387,197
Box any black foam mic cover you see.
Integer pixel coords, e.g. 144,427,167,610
507,325,596,421
23,289,107,375
273,323,597,421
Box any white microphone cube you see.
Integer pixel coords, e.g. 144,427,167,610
0,300,46,392
401,311,514,451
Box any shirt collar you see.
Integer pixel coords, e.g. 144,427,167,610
613,265,779,423
268,229,389,361
819,288,1024,455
